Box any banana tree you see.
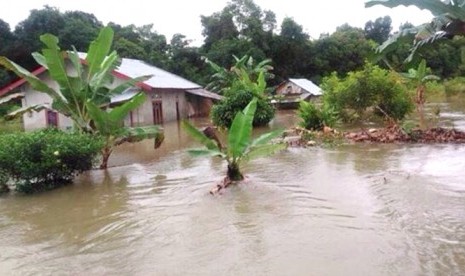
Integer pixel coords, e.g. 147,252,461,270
205,54,274,95
402,59,440,129
182,98,286,186
366,0,465,62
0,27,149,132
0,27,164,169
86,93,164,169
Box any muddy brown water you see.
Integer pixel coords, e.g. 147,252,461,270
1,102,465,275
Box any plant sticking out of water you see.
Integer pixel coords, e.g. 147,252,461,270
182,98,287,194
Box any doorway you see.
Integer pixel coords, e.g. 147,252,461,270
152,101,163,125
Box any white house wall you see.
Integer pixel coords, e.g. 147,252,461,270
21,75,73,131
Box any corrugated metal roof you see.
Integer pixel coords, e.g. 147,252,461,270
118,58,201,90
289,78,323,96
78,52,201,90
186,88,223,100
110,87,140,104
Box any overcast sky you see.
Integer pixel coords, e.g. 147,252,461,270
0,0,433,45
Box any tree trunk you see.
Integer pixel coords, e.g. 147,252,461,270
100,147,112,170
227,163,244,181
416,85,426,130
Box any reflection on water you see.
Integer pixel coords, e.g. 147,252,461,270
1,101,465,275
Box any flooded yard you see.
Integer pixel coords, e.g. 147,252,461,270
1,100,465,275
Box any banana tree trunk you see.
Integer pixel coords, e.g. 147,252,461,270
227,162,244,181
416,85,426,130
100,146,113,169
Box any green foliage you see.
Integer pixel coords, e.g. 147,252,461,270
209,54,276,128
364,16,392,45
297,101,339,131
211,90,275,128
206,54,274,95
0,118,22,135
322,63,413,122
86,93,164,168
183,98,286,181
0,129,103,193
366,0,465,62
0,27,163,169
444,77,465,95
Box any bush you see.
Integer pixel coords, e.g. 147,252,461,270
0,129,103,193
444,77,465,95
297,101,339,131
211,90,275,128
322,63,413,122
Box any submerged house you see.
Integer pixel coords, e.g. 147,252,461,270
0,55,221,131
274,78,323,109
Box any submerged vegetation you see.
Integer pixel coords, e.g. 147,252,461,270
0,129,103,193
183,98,286,194
1,0,465,195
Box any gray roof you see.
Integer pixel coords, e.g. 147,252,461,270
78,52,201,90
289,78,323,96
187,88,223,100
118,58,201,90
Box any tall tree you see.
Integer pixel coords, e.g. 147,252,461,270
364,16,392,44
59,11,103,51
13,6,65,68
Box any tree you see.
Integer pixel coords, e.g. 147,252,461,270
201,11,239,51
402,59,440,129
206,54,273,94
365,0,465,61
183,98,286,187
13,6,65,69
364,16,392,44
58,11,103,51
314,24,374,77
0,27,163,169
322,63,413,122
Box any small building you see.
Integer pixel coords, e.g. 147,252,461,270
274,78,323,109
0,55,221,131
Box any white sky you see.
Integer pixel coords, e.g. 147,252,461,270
0,0,433,45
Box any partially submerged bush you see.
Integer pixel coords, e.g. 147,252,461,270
211,90,275,128
297,101,339,131
0,129,103,193
322,63,413,122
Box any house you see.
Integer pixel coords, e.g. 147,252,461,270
0,55,221,131
274,78,323,109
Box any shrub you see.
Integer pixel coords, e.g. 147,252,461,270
297,101,339,131
211,90,275,128
444,77,465,95
322,63,413,122
0,129,103,193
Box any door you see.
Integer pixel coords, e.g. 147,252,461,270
152,101,163,125
46,110,58,128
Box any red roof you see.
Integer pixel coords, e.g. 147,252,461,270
0,63,153,97
0,66,47,97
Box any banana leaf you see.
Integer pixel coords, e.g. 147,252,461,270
244,143,287,162
227,97,257,159
86,26,114,80
187,148,225,158
181,120,220,150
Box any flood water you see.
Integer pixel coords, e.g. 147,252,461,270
1,100,465,275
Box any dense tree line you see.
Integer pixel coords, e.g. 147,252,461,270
1,0,464,89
